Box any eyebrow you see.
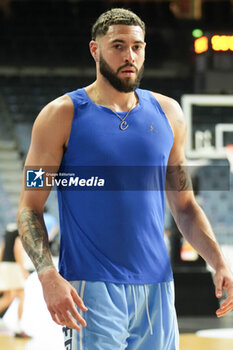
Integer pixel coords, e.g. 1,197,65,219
111,39,145,44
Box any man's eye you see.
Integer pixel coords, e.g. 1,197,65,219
114,44,122,49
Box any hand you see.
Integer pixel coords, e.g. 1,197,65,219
214,266,233,317
39,269,88,330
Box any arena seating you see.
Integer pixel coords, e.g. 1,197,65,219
0,179,17,234
0,0,193,67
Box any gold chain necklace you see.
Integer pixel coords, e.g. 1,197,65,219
111,97,137,131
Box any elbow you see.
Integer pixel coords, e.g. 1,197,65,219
171,197,199,230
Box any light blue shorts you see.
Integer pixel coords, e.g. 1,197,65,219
63,281,179,350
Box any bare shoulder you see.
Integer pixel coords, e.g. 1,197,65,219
26,94,74,166
19,94,75,211
150,91,186,135
34,94,74,142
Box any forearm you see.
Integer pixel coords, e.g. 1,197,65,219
17,207,55,275
175,202,226,271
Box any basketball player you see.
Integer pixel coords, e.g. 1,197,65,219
17,8,233,350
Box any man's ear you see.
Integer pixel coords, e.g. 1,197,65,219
89,40,99,62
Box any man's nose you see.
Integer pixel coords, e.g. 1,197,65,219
124,48,135,63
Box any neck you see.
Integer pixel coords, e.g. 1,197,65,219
86,79,137,112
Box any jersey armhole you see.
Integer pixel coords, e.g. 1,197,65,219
149,91,174,140
64,93,76,152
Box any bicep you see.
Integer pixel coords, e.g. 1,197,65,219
166,141,195,216
18,98,72,213
164,98,195,215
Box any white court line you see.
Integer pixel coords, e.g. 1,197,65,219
196,329,233,339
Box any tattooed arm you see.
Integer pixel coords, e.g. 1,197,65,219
17,96,71,275
17,208,55,275
154,93,233,317
17,95,87,330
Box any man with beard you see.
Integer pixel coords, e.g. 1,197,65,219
17,8,233,350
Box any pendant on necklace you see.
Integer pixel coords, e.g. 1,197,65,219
120,120,129,130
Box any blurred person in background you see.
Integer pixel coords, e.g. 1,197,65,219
0,222,31,338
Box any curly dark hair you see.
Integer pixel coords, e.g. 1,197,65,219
91,8,145,40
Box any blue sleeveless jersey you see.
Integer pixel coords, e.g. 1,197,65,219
57,88,174,284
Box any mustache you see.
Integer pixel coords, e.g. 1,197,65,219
117,63,138,74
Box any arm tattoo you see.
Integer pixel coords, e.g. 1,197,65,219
177,164,192,192
167,163,192,192
17,208,55,274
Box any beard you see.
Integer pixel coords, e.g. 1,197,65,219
99,53,144,93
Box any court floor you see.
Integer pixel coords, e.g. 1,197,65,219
1,333,233,350
1,272,233,350
0,333,233,350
